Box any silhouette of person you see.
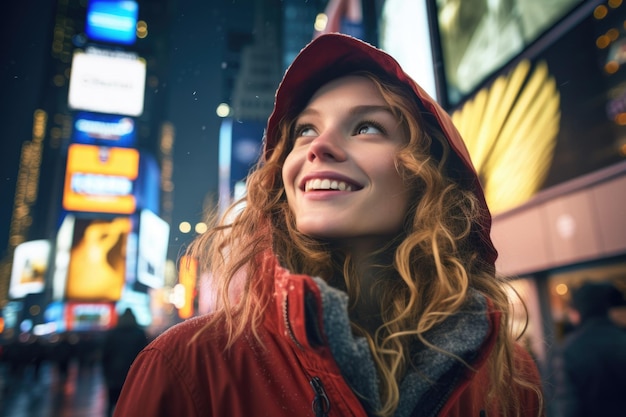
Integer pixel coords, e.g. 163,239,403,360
101,308,148,417
555,281,626,417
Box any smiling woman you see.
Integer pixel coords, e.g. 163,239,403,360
113,33,545,417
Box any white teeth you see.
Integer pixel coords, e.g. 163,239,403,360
305,179,353,192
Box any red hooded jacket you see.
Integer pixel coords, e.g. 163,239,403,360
114,253,542,417
114,34,543,417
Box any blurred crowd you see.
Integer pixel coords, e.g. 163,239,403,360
0,331,104,388
0,308,149,416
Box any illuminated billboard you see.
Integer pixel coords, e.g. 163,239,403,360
52,215,76,300
43,302,67,334
63,144,139,214
9,240,50,299
447,4,626,213
218,118,264,213
177,256,197,319
85,0,139,45
65,216,132,301
72,112,136,147
379,0,437,99
432,0,585,108
66,302,115,331
137,209,170,289
68,49,146,116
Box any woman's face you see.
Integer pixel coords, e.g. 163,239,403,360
282,75,411,252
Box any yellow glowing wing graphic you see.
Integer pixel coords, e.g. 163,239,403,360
451,59,561,215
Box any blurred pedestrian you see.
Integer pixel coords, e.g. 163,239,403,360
101,308,147,417
51,333,73,382
114,33,543,417
555,281,626,417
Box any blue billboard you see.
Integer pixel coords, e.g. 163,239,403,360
72,112,137,147
85,0,139,45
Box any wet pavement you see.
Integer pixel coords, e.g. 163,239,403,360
0,361,107,417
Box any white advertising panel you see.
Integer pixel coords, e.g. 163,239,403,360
9,240,51,299
68,50,146,116
137,209,170,289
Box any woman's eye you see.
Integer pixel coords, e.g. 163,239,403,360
356,122,384,135
295,125,317,137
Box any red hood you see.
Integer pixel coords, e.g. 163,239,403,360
264,33,497,267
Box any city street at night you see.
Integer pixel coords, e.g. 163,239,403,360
1,0,626,416
1,361,106,417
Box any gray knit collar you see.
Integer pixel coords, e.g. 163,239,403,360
311,276,491,417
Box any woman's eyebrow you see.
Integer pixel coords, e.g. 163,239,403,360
297,105,393,120
349,105,394,117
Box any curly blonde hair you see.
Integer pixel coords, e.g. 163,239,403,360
186,71,542,417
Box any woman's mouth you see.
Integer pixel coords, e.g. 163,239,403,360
304,178,354,192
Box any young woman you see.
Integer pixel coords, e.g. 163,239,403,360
113,33,544,417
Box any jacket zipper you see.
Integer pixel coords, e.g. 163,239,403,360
282,288,330,416
310,376,330,417
282,295,303,349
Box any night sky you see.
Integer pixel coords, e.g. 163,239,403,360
0,1,258,261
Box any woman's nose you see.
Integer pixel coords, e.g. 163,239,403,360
306,129,347,162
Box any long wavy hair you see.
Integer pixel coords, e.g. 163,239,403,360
185,71,542,417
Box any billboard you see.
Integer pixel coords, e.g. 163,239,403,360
177,256,197,319
85,0,139,45
43,301,67,333
136,209,170,289
448,3,626,213
65,216,132,301
52,215,76,301
134,152,161,214
72,111,137,147
379,0,437,100
9,240,50,299
63,144,139,214
68,49,146,116
1,301,23,334
431,0,588,108
218,118,264,212
66,302,115,331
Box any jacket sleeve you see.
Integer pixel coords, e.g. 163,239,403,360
512,343,546,417
113,347,207,417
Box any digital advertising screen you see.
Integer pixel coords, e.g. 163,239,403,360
432,0,587,108
65,216,132,301
42,301,67,334
66,302,115,331
379,0,437,100
448,4,626,213
218,118,264,213
52,215,76,301
72,112,137,147
63,144,139,214
136,209,170,289
9,240,51,299
85,0,139,45
134,152,161,214
177,256,197,319
68,48,146,116
1,301,23,334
